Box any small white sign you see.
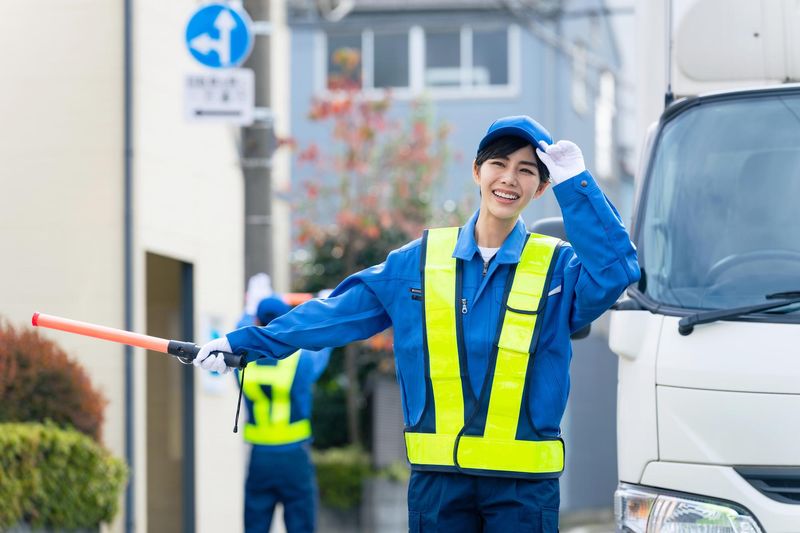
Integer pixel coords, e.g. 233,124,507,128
184,68,254,125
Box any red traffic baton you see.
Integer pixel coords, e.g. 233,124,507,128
31,312,245,369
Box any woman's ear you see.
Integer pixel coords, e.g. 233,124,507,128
472,159,481,186
533,179,550,199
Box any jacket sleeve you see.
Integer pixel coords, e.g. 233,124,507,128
227,263,393,363
553,170,641,332
307,347,332,381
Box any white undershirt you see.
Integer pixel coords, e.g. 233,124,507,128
478,246,499,263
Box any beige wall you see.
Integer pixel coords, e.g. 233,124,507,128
136,1,247,532
1,0,257,531
0,0,127,485
0,0,127,531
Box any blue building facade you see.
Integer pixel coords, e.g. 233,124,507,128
286,0,629,515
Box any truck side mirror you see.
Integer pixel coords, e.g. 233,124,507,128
529,216,592,341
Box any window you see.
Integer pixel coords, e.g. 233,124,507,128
640,94,800,310
472,29,509,86
594,71,616,180
425,29,461,87
326,30,409,90
374,32,409,88
324,24,518,97
327,33,362,90
424,27,511,90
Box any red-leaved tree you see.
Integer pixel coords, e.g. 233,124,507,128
290,47,468,446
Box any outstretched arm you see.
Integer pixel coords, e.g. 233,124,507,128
194,264,393,373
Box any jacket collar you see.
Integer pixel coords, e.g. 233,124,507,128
452,209,528,264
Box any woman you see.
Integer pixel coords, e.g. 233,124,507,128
196,115,640,532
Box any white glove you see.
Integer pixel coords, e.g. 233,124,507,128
536,140,586,184
193,336,233,374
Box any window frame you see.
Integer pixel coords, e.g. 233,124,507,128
318,23,520,100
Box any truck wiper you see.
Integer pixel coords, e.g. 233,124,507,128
678,292,800,336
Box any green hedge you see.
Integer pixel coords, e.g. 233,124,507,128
0,423,128,530
312,446,371,510
313,446,410,511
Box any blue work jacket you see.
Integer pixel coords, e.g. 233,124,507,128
228,171,640,438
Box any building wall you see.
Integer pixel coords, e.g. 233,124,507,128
1,0,252,531
0,0,124,512
0,1,127,528
135,1,247,532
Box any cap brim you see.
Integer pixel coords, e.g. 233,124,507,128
478,125,549,152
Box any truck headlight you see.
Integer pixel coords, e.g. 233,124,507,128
614,483,763,533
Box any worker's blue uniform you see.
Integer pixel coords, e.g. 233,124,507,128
239,347,331,533
228,171,639,532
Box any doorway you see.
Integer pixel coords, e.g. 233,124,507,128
146,253,195,532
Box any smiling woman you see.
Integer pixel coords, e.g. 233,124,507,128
196,114,640,532
472,136,549,247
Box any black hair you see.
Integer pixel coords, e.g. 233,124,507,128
475,135,550,183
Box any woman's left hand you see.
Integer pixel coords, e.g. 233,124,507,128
536,140,586,184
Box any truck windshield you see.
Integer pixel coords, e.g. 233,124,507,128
640,93,800,310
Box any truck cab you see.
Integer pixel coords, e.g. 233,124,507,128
611,0,800,529
611,84,800,531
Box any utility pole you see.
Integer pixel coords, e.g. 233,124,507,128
241,0,276,282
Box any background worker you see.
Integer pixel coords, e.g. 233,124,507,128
236,273,274,329
197,115,639,531
238,295,331,533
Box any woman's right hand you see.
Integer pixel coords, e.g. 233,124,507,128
536,140,586,184
193,336,233,374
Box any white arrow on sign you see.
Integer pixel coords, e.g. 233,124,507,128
189,9,237,66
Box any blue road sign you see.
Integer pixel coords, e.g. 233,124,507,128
185,3,253,68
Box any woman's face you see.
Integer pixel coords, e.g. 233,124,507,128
473,144,549,223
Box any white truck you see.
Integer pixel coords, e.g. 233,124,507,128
611,0,800,531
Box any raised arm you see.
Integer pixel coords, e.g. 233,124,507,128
538,140,640,332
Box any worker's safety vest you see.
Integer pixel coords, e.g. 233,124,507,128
404,227,565,478
240,350,311,446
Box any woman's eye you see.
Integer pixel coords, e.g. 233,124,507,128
491,161,504,167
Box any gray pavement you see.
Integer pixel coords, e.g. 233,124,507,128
561,508,616,533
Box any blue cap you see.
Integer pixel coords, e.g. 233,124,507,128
256,296,291,325
477,115,553,153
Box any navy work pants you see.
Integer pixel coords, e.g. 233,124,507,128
244,444,317,533
407,471,559,532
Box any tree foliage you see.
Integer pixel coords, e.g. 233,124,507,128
290,48,468,447
0,321,107,441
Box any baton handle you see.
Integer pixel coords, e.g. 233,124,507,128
166,340,246,369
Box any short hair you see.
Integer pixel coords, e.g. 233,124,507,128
475,135,550,183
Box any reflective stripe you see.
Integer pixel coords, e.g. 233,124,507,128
241,350,311,445
406,228,564,477
405,227,462,466
485,235,555,440
405,433,458,466
456,436,564,473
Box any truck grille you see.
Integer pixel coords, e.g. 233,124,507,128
736,467,800,504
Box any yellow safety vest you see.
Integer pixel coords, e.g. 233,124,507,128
240,350,312,446
404,227,565,477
